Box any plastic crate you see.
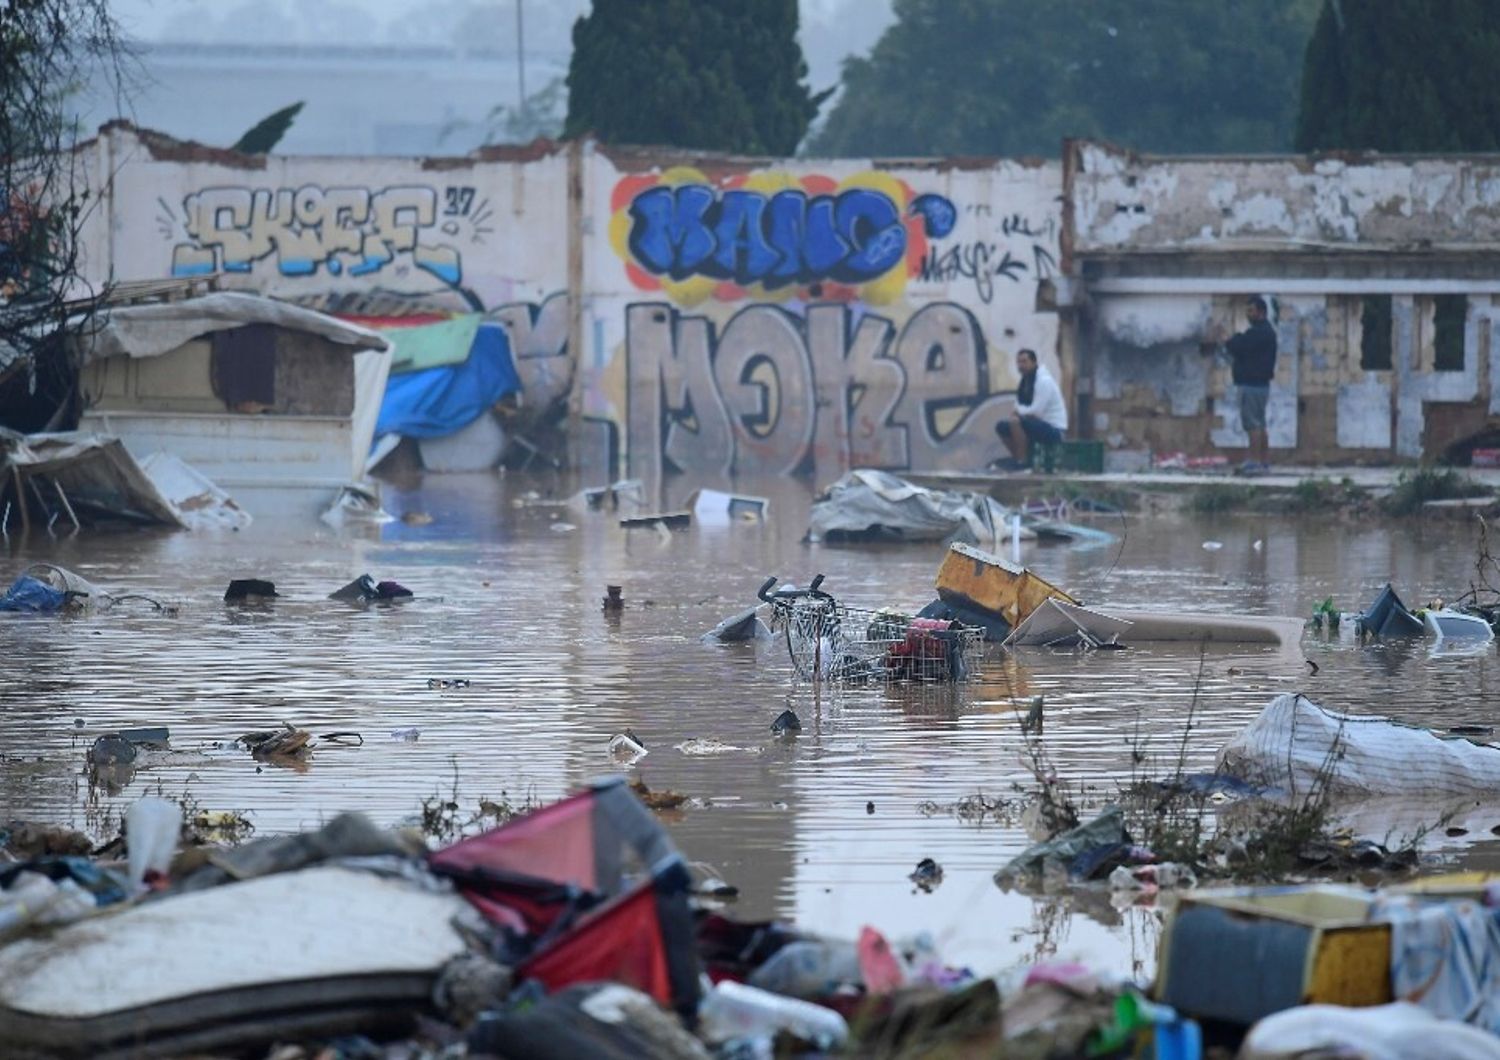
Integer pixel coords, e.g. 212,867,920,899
1035,440,1104,474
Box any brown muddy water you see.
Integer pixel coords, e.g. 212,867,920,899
2,472,1498,985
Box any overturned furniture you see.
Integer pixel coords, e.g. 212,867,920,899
0,429,187,531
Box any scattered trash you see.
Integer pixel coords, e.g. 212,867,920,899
1201,540,1224,551
1242,1001,1500,1060
603,584,624,613
1357,583,1424,638
427,678,470,689
996,807,1130,885
701,606,770,643
391,728,421,742
747,937,862,998
1425,608,1495,642
319,483,394,528
771,709,802,735
857,925,906,994
608,730,648,762
1107,862,1197,893
1219,693,1500,798
1006,599,1131,650
761,575,983,683
630,778,689,812
241,723,313,761
571,479,646,513
1157,884,1389,1026
909,857,944,891
549,521,577,533
620,511,691,530
806,468,1023,547
139,450,253,531
87,734,137,767
698,979,849,1049
126,797,182,892
0,564,93,613
330,574,413,602
224,578,278,603
318,731,364,746
936,543,1075,631
674,739,751,756
401,510,434,526
688,488,769,526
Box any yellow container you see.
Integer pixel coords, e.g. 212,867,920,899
934,542,1076,628
1155,886,1391,1026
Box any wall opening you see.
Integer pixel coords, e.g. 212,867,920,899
1434,294,1466,372
1360,295,1392,371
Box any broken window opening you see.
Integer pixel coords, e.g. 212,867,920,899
1434,294,1466,372
1360,295,1392,371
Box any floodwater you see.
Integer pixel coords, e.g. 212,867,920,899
3,471,1498,985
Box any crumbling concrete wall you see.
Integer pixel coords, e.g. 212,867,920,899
1072,141,1500,252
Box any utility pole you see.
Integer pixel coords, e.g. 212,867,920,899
516,0,527,112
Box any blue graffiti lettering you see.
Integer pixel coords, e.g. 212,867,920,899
626,184,955,289
909,193,957,239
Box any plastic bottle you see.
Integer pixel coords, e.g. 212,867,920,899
748,939,862,997
697,980,849,1049
126,797,182,891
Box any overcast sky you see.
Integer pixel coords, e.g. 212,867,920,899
107,0,895,93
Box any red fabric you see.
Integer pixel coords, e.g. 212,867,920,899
429,794,598,890
518,884,673,1007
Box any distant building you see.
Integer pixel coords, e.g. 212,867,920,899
1058,140,1500,465
72,42,567,156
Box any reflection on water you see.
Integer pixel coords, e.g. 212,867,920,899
1,471,1496,980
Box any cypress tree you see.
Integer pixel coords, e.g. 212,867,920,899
563,0,827,155
1296,0,1500,152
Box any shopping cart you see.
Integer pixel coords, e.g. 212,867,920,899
757,575,984,684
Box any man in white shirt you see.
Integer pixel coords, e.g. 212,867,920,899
995,348,1067,470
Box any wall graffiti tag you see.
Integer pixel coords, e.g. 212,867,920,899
163,183,494,288
625,300,1015,479
610,170,955,307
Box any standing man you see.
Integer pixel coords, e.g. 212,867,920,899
995,348,1067,470
1209,296,1277,472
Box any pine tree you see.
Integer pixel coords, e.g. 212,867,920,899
563,0,827,155
1296,0,1500,152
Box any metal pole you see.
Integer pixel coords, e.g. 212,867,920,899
516,0,527,110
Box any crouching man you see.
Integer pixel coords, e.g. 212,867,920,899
994,348,1068,470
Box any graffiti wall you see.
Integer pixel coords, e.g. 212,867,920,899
76,126,1064,477
579,146,1062,478
97,125,569,318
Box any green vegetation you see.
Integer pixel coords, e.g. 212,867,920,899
1296,0,1500,152
1380,468,1492,516
564,0,827,154
812,0,1319,157
231,102,304,155
1285,476,1369,513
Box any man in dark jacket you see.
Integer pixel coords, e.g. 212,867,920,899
1212,295,1277,471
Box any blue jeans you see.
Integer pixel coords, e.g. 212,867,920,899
1020,418,1064,446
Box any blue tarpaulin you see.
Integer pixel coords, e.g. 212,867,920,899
374,321,520,440
0,575,68,612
